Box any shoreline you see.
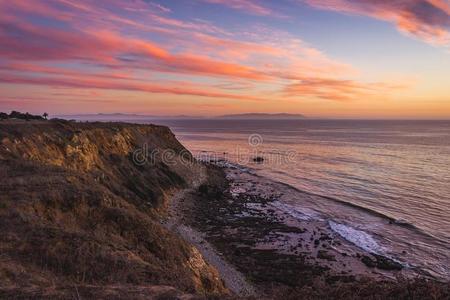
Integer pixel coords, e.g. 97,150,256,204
220,164,413,279
164,160,442,296
162,164,257,297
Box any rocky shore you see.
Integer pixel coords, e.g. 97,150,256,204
170,160,450,298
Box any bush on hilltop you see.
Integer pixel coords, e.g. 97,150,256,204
0,111,46,121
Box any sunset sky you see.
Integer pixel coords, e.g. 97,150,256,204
0,0,449,118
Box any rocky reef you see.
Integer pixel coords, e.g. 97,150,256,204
0,120,226,298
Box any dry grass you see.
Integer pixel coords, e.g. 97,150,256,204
0,121,226,298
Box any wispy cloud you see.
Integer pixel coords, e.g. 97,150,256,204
0,73,266,102
200,0,273,16
284,78,408,101
0,0,407,109
303,0,450,46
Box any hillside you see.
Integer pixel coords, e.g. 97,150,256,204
0,120,226,298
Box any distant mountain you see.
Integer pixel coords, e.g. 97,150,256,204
56,113,306,121
57,113,204,121
217,113,306,120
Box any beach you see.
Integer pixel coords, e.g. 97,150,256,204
162,159,426,297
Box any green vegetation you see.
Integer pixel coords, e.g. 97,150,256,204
0,110,46,121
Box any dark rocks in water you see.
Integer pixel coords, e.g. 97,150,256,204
253,156,264,163
373,254,403,271
361,254,403,271
361,255,377,268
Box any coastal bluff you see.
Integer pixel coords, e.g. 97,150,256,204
0,120,226,298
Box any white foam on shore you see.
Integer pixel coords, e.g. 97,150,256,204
329,221,384,254
271,201,321,221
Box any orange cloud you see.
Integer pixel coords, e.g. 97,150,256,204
0,72,266,102
0,0,407,108
283,78,406,101
0,19,268,80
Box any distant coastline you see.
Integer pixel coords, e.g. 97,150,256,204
57,112,307,121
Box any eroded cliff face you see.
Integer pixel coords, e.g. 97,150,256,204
0,120,226,298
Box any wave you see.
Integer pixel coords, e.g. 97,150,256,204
270,201,322,221
328,222,411,271
269,177,426,231
328,221,385,254
208,158,447,246
215,159,401,222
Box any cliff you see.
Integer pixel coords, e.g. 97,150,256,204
0,120,227,298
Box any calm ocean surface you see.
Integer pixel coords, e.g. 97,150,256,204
149,119,450,279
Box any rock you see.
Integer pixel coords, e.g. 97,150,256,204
317,250,336,261
253,156,264,163
361,254,403,271
373,254,403,271
361,255,377,268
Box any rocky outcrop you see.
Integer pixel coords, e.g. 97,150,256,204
0,120,227,298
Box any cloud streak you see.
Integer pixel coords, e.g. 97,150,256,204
0,0,410,111
0,73,266,102
303,0,450,46
200,0,273,16
284,78,406,101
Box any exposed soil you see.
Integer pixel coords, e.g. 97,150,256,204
0,120,227,299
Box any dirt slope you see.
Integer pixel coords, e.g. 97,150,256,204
0,120,227,298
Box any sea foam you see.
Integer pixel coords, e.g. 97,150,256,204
329,221,384,254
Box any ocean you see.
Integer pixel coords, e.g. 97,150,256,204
148,119,450,279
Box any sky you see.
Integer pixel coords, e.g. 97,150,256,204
0,0,449,119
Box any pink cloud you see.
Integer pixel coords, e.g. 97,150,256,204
303,0,450,46
0,19,268,80
0,73,266,102
0,0,406,106
283,77,407,101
